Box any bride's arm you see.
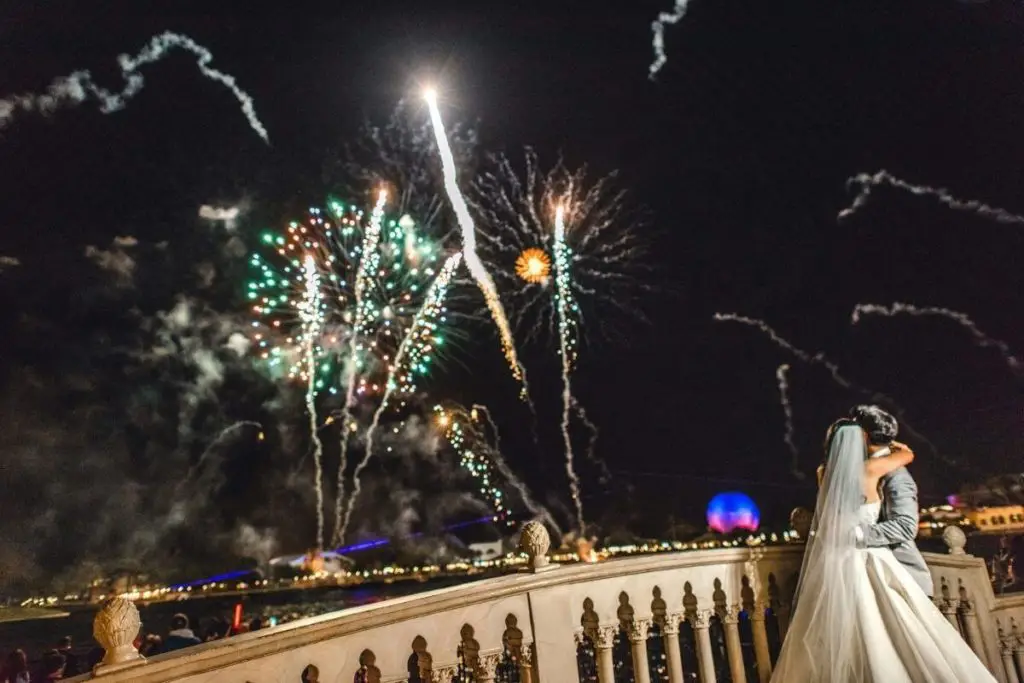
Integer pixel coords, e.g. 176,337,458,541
865,441,914,480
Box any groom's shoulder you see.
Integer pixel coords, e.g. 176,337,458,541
883,466,917,485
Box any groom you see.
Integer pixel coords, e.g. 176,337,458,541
851,404,935,597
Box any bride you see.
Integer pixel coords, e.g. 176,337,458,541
770,419,996,682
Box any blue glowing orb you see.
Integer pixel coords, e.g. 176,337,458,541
706,492,761,534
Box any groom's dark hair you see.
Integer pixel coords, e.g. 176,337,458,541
849,404,898,445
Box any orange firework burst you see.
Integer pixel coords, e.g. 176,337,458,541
515,248,551,284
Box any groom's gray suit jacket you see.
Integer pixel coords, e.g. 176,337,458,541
861,466,934,597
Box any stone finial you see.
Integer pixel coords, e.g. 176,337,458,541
519,521,556,572
92,597,145,675
942,525,967,555
789,507,813,539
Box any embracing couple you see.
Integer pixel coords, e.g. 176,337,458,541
771,405,995,682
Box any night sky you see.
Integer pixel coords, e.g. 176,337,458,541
0,0,1022,584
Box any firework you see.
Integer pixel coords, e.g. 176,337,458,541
649,0,696,79
333,190,388,546
0,32,268,141
433,403,561,536
838,170,1024,225
775,364,802,479
713,313,951,469
247,196,450,547
515,248,551,284
424,88,530,397
299,256,328,549
553,205,585,534
338,252,463,541
852,302,1022,374
471,148,646,345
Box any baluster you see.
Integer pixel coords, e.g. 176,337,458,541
721,606,747,683
689,610,718,683
749,600,772,683
938,595,961,633
627,619,653,683
590,625,618,683
1013,619,1024,683
662,614,686,683
957,581,988,667
999,621,1020,683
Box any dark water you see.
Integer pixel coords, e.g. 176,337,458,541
0,575,482,662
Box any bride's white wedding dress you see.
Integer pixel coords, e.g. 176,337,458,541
771,500,997,682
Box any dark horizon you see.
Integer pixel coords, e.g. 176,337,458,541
0,0,1021,589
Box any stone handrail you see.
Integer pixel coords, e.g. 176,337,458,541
69,519,1016,683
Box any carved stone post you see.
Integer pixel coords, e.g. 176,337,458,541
1013,620,1024,683
721,606,748,683
959,598,988,666
690,610,718,683
938,596,961,634
749,600,772,683
519,642,536,683
519,521,558,573
476,653,501,683
943,525,968,555
662,614,686,683
627,619,653,683
92,597,145,676
592,625,618,683
998,621,1021,683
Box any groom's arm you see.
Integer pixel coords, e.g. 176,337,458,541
859,467,920,547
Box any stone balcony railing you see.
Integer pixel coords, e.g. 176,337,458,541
69,520,1021,683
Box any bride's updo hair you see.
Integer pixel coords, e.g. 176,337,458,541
849,404,898,445
823,418,859,455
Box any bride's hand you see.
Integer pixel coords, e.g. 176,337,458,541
891,441,911,453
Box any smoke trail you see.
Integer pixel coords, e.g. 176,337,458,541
573,399,609,485
838,170,1024,224
0,32,268,142
339,252,463,541
649,0,696,79
775,364,802,479
852,302,1022,374
182,421,264,487
712,313,952,468
423,88,530,399
552,205,585,534
332,190,388,547
300,255,327,549
471,404,502,452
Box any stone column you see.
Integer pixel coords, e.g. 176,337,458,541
960,600,988,666
1013,622,1024,683
690,609,718,683
92,597,145,676
662,614,686,683
627,619,653,683
519,642,536,683
938,596,961,634
999,622,1021,683
592,625,618,683
749,600,772,683
721,606,748,683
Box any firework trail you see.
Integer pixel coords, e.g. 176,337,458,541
339,252,463,541
649,0,696,79
0,32,268,142
332,190,388,546
299,255,327,549
838,170,1024,224
552,205,585,533
573,399,609,484
471,404,502,452
181,421,264,489
424,88,530,398
775,364,802,479
434,403,562,538
852,302,1022,374
712,313,951,468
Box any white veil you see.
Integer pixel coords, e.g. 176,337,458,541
776,424,867,681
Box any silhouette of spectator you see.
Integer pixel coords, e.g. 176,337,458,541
160,613,201,653
1,649,30,683
56,636,79,676
37,649,66,681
